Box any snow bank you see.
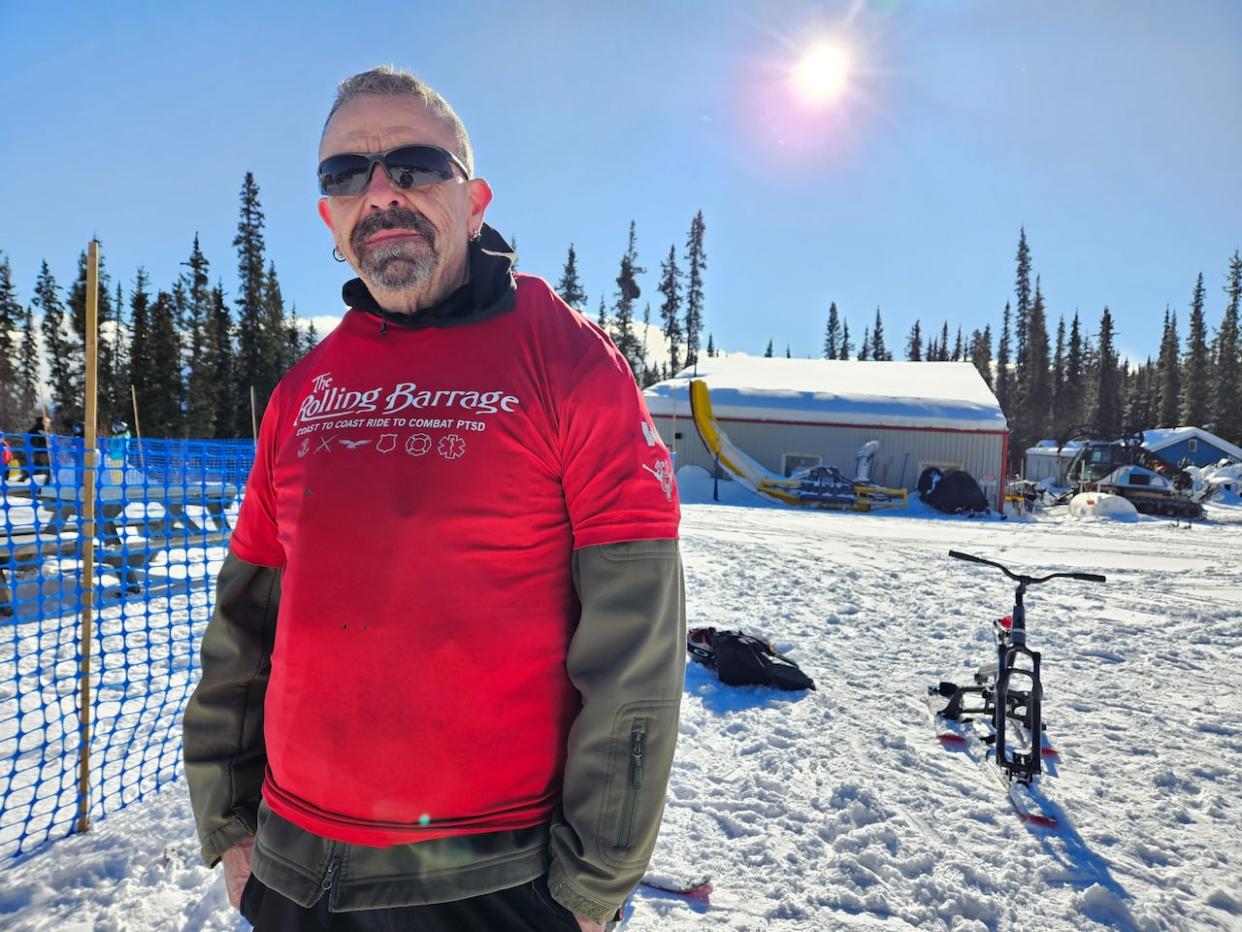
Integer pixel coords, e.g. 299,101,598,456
674,465,776,508
1069,492,1139,520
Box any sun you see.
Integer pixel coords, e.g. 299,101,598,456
792,43,851,105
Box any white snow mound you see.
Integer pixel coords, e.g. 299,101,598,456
1069,491,1139,520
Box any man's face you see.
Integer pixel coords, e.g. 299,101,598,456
317,95,491,305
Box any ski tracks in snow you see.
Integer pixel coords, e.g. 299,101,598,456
629,502,1242,930
0,498,1239,930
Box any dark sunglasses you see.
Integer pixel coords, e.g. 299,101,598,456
318,145,470,196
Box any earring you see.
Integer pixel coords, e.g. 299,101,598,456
332,246,346,262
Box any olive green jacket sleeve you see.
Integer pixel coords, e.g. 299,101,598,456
182,552,280,867
547,539,687,924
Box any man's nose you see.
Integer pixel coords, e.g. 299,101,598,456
362,161,402,209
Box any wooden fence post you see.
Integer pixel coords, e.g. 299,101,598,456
77,240,100,834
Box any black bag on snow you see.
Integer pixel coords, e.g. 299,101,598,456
687,627,815,691
920,468,990,515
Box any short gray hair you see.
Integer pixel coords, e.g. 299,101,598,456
323,66,474,176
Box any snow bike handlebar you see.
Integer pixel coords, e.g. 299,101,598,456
948,550,1106,585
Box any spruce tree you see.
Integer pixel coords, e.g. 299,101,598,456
111,281,128,424
609,221,646,381
1211,251,1242,443
285,304,303,366
17,294,39,421
34,262,76,429
995,303,1013,433
1124,359,1157,431
871,308,888,360
1093,306,1122,437
1065,312,1085,431
1014,227,1032,374
952,326,964,362
1155,308,1181,428
906,320,923,361
1051,316,1067,440
556,244,587,312
839,320,852,360
824,302,841,360
261,260,290,397
970,326,994,390
145,290,184,437
785,345,791,358
764,339,774,358
1180,273,1210,427
182,236,218,437
1023,277,1052,442
683,211,707,371
706,333,715,358
127,269,153,433
657,244,683,375
210,282,238,438
302,318,320,356
595,295,608,330
234,172,269,418
0,255,22,428
858,327,871,361
937,321,950,362
1081,328,1099,427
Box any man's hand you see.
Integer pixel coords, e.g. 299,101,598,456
220,837,255,910
575,917,606,932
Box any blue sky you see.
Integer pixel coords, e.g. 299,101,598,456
1,0,1239,364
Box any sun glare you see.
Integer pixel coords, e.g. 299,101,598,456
793,43,851,105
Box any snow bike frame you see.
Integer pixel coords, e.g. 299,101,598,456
946,550,1105,784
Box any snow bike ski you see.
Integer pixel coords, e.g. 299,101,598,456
639,873,713,900
927,550,1105,827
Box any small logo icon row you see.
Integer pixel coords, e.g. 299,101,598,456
298,432,467,460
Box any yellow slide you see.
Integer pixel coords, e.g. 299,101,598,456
688,379,810,506
688,379,907,511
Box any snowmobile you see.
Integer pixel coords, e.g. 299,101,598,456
929,551,1105,797
1062,433,1202,519
761,441,908,510
781,464,857,507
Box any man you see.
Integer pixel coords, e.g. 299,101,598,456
183,67,685,932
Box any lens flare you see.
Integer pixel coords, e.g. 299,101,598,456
792,43,851,105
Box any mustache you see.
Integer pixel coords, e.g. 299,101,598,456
351,207,436,252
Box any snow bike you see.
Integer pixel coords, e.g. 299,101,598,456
929,551,1105,792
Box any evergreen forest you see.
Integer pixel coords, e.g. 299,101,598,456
2,175,1239,466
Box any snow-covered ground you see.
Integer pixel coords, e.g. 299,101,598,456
1,474,1239,930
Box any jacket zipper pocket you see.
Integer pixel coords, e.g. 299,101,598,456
616,719,647,848
321,854,340,898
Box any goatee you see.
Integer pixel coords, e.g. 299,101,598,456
351,207,439,293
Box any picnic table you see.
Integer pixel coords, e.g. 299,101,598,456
36,476,239,539
1,474,239,615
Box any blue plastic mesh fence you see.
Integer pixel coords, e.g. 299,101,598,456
0,432,254,861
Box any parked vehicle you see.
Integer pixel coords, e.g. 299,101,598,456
1062,433,1202,519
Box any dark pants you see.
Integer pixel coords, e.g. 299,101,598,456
240,873,583,931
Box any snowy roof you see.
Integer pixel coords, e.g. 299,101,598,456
643,355,1007,431
1141,427,1242,461
1025,442,1083,457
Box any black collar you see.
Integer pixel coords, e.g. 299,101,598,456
342,224,518,330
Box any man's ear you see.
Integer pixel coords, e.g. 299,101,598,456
318,198,336,235
467,178,493,231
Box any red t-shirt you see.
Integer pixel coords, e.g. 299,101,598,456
230,274,679,846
